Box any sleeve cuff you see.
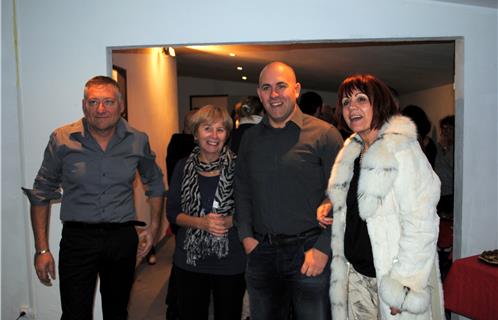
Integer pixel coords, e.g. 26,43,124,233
145,189,165,198
236,224,254,241
21,187,60,205
312,229,331,256
379,275,430,314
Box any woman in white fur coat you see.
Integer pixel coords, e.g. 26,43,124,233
318,74,444,319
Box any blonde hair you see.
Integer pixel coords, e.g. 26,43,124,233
190,105,233,137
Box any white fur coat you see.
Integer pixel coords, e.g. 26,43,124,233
327,116,444,320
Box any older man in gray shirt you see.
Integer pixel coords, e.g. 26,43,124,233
234,62,343,320
23,76,164,319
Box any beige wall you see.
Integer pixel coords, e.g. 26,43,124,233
112,49,178,231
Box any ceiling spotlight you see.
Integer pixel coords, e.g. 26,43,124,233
229,53,236,57
237,66,243,70
242,76,247,80
168,47,176,57
162,47,176,57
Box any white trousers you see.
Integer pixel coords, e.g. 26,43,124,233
347,265,380,320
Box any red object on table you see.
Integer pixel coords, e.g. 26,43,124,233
444,254,498,320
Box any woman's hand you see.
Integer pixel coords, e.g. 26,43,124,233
317,198,333,228
201,213,228,237
390,307,402,315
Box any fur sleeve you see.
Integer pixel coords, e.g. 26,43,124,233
379,141,441,314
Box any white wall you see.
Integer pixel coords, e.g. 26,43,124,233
3,0,497,319
2,0,34,318
400,84,455,138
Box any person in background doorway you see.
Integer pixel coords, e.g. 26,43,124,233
434,115,455,282
319,74,443,319
147,109,198,265
435,115,455,216
298,91,323,117
167,104,246,320
23,76,164,319
402,104,437,167
317,103,336,124
234,61,343,320
229,96,264,154
163,109,197,320
166,109,198,184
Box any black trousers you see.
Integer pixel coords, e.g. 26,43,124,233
175,267,246,320
59,224,138,320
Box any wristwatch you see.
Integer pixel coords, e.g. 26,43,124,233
35,248,50,256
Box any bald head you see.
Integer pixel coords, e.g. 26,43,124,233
259,61,297,85
257,61,301,128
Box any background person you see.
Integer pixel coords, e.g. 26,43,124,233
402,104,437,167
163,109,198,320
234,61,343,320
298,90,323,117
23,76,164,319
166,104,246,320
319,74,443,319
229,95,264,154
435,115,455,216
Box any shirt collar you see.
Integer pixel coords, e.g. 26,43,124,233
261,105,304,129
69,117,131,140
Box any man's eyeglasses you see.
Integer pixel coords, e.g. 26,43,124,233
85,98,117,108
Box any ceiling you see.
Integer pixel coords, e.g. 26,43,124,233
174,40,455,94
432,0,497,8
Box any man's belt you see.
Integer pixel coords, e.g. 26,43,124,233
254,227,322,246
63,220,146,230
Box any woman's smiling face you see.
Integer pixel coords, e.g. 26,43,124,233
342,89,373,133
341,89,378,144
196,119,228,163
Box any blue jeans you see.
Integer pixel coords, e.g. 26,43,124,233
246,234,331,320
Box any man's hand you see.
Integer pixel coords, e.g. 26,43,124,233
137,196,162,259
136,226,157,259
300,248,328,277
317,199,333,229
242,237,259,254
34,252,56,286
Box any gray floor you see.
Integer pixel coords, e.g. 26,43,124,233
128,236,247,320
128,236,174,320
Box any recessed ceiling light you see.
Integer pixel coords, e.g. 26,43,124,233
229,53,236,57
237,66,243,71
242,76,247,80
168,47,176,57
